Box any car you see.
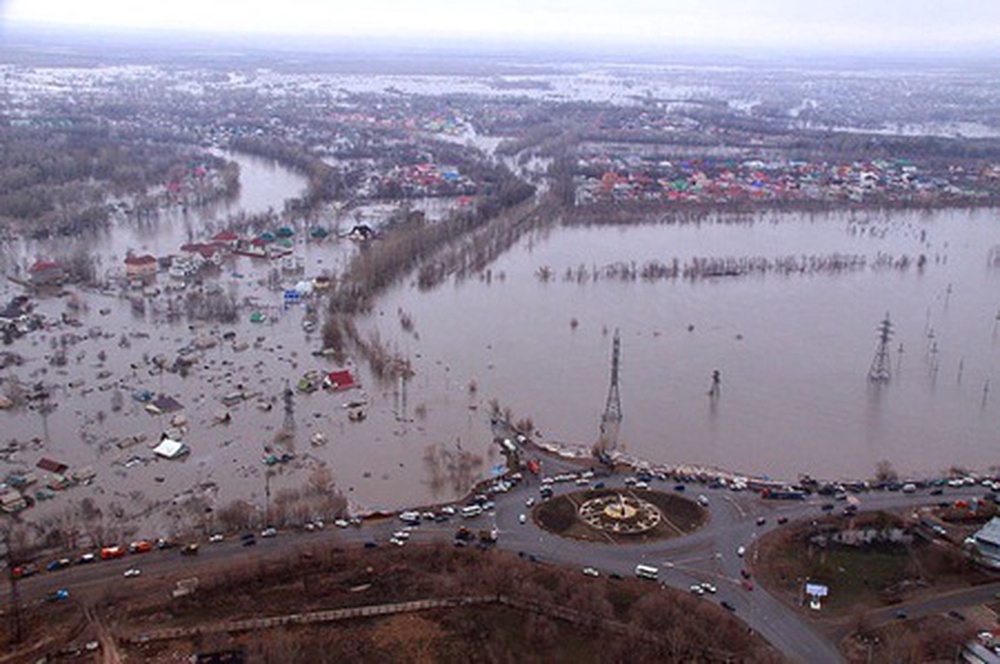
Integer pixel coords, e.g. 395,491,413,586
440,506,456,516
363,541,378,549
608,573,623,580
47,558,71,572
743,580,754,591
242,536,256,547
895,610,908,620
45,589,70,602
821,503,834,511
389,537,406,546
673,484,686,492
180,543,200,556
740,569,752,580
392,530,411,540
582,567,600,577
593,482,606,489
736,546,746,557
525,497,536,508
948,610,966,621
701,583,717,594
755,516,766,526
78,552,96,564
518,513,527,524
690,584,705,595
123,568,141,578
930,488,944,495
261,527,277,538
777,516,789,525
334,519,350,528
209,533,224,543
721,600,736,612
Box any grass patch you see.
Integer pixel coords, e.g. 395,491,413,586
534,489,707,543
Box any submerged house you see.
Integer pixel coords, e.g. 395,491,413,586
153,438,190,460
323,370,357,391
124,253,158,281
967,517,1000,568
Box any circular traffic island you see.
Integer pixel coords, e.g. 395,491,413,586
534,488,708,543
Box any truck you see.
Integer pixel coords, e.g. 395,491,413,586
100,545,126,560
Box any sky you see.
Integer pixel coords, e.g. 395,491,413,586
2,0,1000,56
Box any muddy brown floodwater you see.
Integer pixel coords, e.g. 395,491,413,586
2,155,999,541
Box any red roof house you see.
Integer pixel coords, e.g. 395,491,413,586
323,370,357,391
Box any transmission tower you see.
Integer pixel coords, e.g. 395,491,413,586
597,329,623,453
868,313,894,383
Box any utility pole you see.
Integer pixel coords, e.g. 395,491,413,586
282,380,295,434
596,329,623,455
867,313,893,383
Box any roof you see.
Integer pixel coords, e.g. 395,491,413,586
153,438,189,459
325,370,357,390
124,254,157,266
974,517,1000,547
29,260,63,273
36,457,68,474
212,230,239,242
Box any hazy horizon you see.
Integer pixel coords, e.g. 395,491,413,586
3,0,1000,62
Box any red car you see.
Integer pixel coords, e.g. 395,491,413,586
743,580,754,591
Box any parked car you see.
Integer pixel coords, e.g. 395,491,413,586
582,567,600,577
261,527,277,538
123,568,142,578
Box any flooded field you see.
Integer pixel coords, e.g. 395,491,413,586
362,208,1000,484
3,151,999,539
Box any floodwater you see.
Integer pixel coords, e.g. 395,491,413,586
362,208,1000,484
4,153,1000,540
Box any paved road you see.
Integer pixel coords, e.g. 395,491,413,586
5,463,996,664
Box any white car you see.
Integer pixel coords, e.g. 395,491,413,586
389,537,406,547
518,514,527,524
209,533,224,543
123,568,141,578
334,519,350,528
440,506,456,516
582,567,600,577
525,497,536,508
689,584,705,595
261,527,277,538
737,545,746,557
701,582,717,594
392,530,411,540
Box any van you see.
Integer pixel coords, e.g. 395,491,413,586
460,505,483,519
635,564,659,580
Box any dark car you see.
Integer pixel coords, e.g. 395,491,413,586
609,572,623,581
895,610,907,620
948,610,965,621
755,516,766,526
721,600,736,612
674,484,686,492
777,516,789,525
242,536,256,547
363,541,378,549
820,503,834,511
930,488,943,496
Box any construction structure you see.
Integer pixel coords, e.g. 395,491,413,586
868,313,894,383
595,329,623,455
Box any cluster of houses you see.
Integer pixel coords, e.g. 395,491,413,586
574,156,1000,206
1,457,96,514
123,227,311,287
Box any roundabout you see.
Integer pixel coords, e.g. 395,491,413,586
534,488,708,543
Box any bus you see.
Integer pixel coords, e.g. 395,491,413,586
635,564,659,580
